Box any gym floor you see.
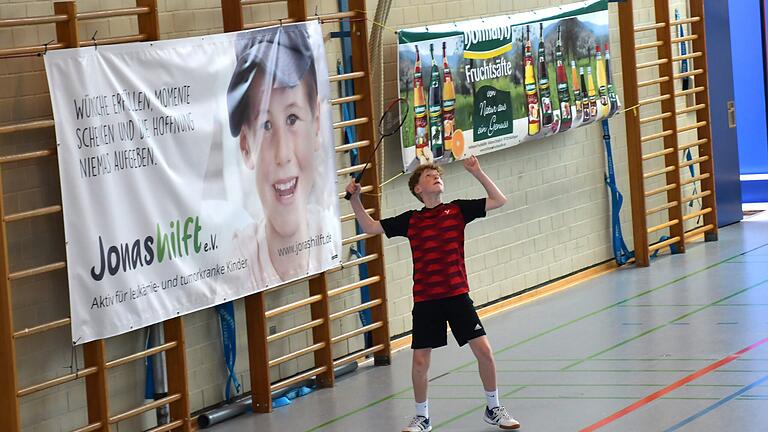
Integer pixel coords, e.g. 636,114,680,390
209,214,768,431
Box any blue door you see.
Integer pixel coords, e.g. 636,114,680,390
730,0,768,206
703,0,743,226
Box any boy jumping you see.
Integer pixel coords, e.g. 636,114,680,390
345,156,520,431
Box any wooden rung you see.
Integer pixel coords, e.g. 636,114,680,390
17,367,98,397
77,6,151,20
333,344,385,368
309,11,359,21
678,138,708,151
72,423,103,432
4,205,62,223
635,22,666,32
271,366,327,393
339,185,373,199
8,261,66,280
333,117,369,129
677,104,707,115
245,18,298,30
337,163,367,176
681,173,710,186
0,14,68,28
646,201,678,216
637,58,669,69
328,275,381,298
673,69,704,80
640,112,673,125
644,165,676,179
329,71,366,83
342,232,378,246
265,295,323,319
675,86,705,97
638,94,671,106
672,52,703,62
638,77,670,88
0,119,54,135
671,34,699,44
648,236,682,253
338,253,379,271
13,318,70,339
331,321,384,345
684,207,712,221
331,94,364,105
340,208,374,223
645,183,677,197
0,149,56,164
267,319,324,343
635,40,664,50
145,420,184,432
682,190,712,204
329,299,383,321
670,16,701,26
80,34,149,47
679,155,709,169
641,130,673,143
648,219,680,234
685,224,715,239
106,341,178,369
0,43,67,57
269,342,326,368
335,140,370,153
642,148,674,161
242,0,284,5
109,394,181,424
677,121,707,133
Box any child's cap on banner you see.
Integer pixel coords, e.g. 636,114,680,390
226,27,314,137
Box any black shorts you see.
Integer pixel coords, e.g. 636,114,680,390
411,293,486,349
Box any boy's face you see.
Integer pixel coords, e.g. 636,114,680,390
240,76,321,238
415,169,444,198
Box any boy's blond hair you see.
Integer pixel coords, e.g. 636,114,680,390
408,163,443,202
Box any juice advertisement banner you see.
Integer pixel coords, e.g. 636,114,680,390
397,0,620,172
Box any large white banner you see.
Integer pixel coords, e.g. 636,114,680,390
44,22,341,344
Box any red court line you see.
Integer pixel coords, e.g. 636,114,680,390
579,335,768,432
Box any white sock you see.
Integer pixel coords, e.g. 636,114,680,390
485,389,500,409
415,400,429,418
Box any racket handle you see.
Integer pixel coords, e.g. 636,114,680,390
344,173,364,200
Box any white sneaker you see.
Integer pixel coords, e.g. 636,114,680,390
483,405,520,429
402,415,432,431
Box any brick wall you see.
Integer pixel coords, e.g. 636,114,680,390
0,0,703,430
375,0,634,337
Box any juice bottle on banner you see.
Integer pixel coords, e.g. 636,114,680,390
586,65,598,120
428,43,444,160
524,26,540,136
605,43,620,117
571,60,583,122
413,46,429,159
579,66,592,124
555,25,572,132
595,45,609,118
537,23,554,127
442,41,455,161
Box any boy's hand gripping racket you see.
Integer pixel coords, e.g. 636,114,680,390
344,98,409,200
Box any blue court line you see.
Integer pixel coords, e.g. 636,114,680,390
663,373,768,431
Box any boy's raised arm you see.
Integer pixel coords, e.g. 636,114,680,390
345,180,385,235
463,155,508,211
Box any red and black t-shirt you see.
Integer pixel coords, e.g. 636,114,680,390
380,199,486,302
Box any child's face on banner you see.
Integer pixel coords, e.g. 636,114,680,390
242,76,320,238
